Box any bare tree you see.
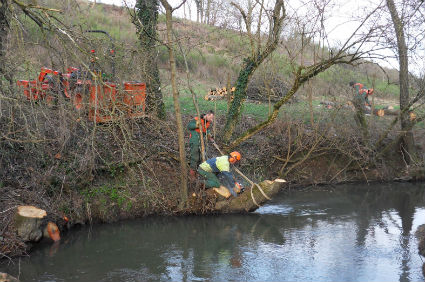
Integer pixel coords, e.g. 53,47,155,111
362,0,425,162
222,0,286,143
223,2,387,150
193,0,203,23
385,0,419,164
159,0,188,207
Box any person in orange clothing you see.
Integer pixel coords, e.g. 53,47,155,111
349,81,374,109
187,110,214,179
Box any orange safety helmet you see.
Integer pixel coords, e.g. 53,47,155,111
229,151,241,164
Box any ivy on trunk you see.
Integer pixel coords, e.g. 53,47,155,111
222,0,286,143
136,0,165,119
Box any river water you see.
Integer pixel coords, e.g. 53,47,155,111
1,182,425,282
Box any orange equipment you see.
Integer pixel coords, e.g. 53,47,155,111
123,82,146,118
17,67,148,123
46,222,60,242
16,30,147,123
17,67,72,102
88,82,117,122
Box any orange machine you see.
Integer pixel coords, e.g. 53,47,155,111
17,67,147,123
88,82,117,123
17,67,72,102
123,82,146,118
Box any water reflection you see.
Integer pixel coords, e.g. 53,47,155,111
1,182,424,282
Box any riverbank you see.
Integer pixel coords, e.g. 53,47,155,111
1,113,425,260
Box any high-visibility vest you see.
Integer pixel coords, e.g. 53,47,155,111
194,116,210,133
189,117,210,139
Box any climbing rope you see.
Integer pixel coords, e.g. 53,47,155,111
250,185,260,207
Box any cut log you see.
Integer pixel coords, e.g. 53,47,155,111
14,206,47,242
373,109,385,117
380,109,416,121
383,108,400,116
0,273,19,282
205,86,235,101
364,108,385,116
204,94,225,101
214,179,286,213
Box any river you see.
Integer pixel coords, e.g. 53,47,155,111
1,182,424,281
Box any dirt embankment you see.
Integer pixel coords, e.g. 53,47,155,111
1,113,425,260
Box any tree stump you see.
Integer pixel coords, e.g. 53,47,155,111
14,206,47,242
214,179,286,213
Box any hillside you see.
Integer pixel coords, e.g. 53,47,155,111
10,0,402,114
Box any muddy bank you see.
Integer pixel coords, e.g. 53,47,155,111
1,114,425,260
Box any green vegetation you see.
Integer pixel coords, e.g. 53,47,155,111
82,183,132,210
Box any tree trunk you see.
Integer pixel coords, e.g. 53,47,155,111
136,0,165,119
0,0,12,86
222,0,285,143
160,0,188,207
308,80,314,125
214,179,286,213
386,0,417,164
222,59,257,142
352,96,369,140
205,0,211,25
194,0,203,23
14,206,47,242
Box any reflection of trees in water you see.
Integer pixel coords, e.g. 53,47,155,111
274,183,424,282
4,183,424,281
6,214,285,281
353,184,422,282
274,183,424,237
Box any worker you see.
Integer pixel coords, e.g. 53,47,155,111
349,81,374,110
197,151,243,198
187,110,214,179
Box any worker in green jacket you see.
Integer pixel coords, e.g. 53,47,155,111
349,81,374,110
197,151,243,198
187,110,214,179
